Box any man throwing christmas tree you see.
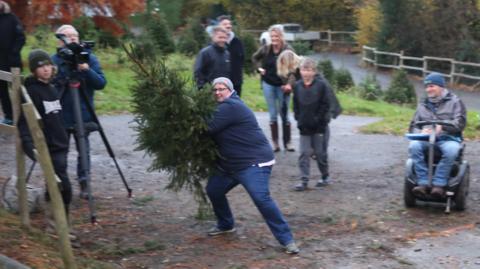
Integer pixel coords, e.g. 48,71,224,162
205,77,299,254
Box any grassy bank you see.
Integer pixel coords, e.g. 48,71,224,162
0,208,113,269
19,39,480,140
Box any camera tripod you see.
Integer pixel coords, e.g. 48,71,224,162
63,75,132,224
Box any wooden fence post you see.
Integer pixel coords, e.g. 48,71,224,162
422,57,427,78
399,50,404,70
450,61,455,84
22,101,77,269
327,29,332,46
10,68,29,228
373,48,378,73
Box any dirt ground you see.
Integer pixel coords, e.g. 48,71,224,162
1,112,480,269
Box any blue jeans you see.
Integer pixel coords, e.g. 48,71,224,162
68,130,91,182
206,165,294,246
262,81,290,124
409,140,461,187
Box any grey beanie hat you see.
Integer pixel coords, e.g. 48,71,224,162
212,77,234,91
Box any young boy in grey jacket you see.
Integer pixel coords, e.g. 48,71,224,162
292,58,332,191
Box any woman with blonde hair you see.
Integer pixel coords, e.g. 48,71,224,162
252,25,294,152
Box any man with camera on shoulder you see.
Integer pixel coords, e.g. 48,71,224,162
52,24,107,199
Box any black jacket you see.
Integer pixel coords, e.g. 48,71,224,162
18,77,69,160
226,36,244,87
293,77,331,135
194,43,231,89
252,43,293,86
0,11,25,70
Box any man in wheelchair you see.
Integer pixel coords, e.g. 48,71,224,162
408,72,467,198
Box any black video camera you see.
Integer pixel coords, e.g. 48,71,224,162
55,33,95,68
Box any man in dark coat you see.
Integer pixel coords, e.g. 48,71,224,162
217,15,245,97
194,26,231,89
52,24,107,199
0,1,25,125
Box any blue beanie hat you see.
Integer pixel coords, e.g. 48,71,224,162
424,72,445,88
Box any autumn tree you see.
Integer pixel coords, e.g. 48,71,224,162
355,0,382,47
9,0,144,31
220,0,356,30
376,0,425,55
421,0,480,62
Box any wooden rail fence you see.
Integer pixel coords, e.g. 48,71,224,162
0,68,77,269
243,29,357,46
362,45,480,84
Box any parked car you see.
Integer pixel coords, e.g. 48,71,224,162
259,23,320,45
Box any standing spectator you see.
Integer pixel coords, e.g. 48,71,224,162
194,26,231,89
292,58,331,191
217,15,245,97
277,50,304,151
52,24,107,199
206,77,300,254
252,25,293,152
17,49,73,229
0,0,25,125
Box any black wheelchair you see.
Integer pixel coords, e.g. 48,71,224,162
404,120,470,213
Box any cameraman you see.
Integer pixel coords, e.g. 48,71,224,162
52,24,107,199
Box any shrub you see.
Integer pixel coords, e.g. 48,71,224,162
317,59,335,83
334,68,354,91
178,16,208,56
147,13,175,55
97,30,120,48
384,69,416,105
290,41,313,56
240,32,258,74
72,16,98,42
358,74,382,100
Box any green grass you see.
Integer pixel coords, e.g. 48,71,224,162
20,38,480,140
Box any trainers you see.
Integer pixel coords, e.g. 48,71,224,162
285,242,300,254
285,142,295,152
430,186,445,198
412,185,428,196
315,177,330,187
207,226,236,236
294,182,307,191
1,118,13,125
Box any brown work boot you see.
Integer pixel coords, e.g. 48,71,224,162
430,186,445,198
270,122,280,152
412,185,428,196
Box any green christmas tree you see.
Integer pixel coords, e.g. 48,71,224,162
384,69,416,105
124,44,218,214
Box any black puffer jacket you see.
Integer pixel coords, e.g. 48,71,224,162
293,76,331,135
194,43,231,89
0,5,25,70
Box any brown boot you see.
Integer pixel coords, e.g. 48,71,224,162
430,186,445,198
412,185,428,196
270,122,280,152
283,122,295,152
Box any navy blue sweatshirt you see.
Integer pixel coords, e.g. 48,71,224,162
208,93,274,172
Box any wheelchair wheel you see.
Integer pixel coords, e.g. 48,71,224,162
454,164,470,211
404,179,416,207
